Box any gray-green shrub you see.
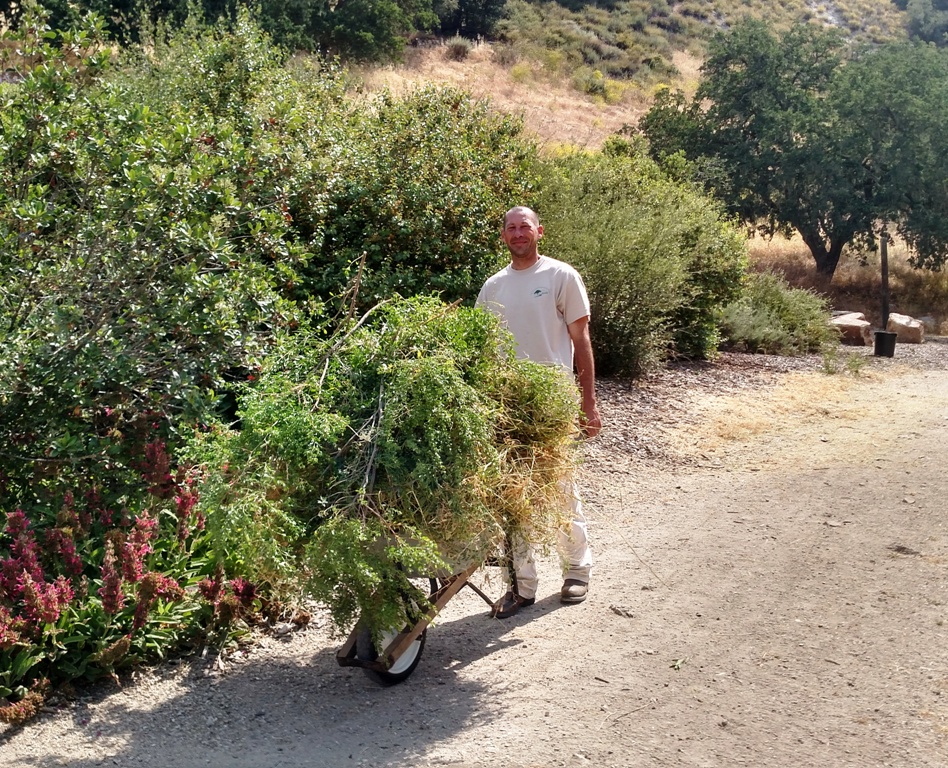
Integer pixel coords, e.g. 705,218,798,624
534,138,747,378
445,34,473,60
719,272,837,354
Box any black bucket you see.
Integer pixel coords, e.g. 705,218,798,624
874,330,897,357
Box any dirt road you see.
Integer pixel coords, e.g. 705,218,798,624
4,346,948,767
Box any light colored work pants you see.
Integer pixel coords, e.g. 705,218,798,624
510,482,592,600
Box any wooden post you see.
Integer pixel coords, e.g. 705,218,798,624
880,229,890,330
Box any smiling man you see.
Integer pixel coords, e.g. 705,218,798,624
476,205,602,619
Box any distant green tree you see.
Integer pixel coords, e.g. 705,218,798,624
0,0,436,61
437,0,506,38
307,0,437,60
640,20,948,278
905,0,948,45
830,40,948,269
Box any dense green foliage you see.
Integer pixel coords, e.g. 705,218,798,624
534,138,747,377
830,40,948,271
114,23,532,312
1,0,440,62
299,85,535,311
187,298,581,636
439,0,507,38
718,272,837,355
0,11,303,712
896,0,948,45
0,8,535,713
639,20,948,279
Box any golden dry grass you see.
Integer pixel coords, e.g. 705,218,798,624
748,235,948,333
353,41,650,150
666,371,873,459
664,365,948,471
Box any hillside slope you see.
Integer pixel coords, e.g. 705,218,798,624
356,0,906,149
356,43,695,148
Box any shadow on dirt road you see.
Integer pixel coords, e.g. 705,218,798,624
5,357,948,767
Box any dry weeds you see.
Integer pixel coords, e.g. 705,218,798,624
353,41,649,150
748,235,948,332
584,341,948,476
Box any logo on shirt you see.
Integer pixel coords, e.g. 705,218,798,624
532,287,550,297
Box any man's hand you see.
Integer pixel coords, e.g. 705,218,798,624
581,403,602,439
568,316,601,439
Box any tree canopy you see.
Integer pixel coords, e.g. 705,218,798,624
0,0,459,62
900,0,948,45
639,19,948,278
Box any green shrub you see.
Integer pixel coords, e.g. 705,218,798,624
187,297,581,636
719,272,836,354
534,138,747,377
444,34,473,60
574,67,608,96
301,85,537,310
0,11,307,511
0,10,306,716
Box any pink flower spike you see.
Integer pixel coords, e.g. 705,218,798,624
98,541,125,615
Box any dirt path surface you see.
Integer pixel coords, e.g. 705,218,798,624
4,344,948,768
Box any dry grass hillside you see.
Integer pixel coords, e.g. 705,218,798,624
354,42,703,149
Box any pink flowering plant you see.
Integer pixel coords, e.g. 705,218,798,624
0,11,291,722
0,4,537,725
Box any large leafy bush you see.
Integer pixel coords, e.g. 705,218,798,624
534,138,747,377
0,9,303,715
302,85,536,310
0,11,304,517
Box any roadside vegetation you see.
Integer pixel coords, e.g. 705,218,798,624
3,0,946,728
534,137,747,377
0,7,536,721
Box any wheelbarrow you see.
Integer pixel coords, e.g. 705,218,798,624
336,549,515,686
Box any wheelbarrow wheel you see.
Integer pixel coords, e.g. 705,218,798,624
355,624,427,686
355,576,438,686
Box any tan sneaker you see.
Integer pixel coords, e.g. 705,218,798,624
561,579,588,603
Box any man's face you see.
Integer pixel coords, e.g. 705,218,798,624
501,210,543,259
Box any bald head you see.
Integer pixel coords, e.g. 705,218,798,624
503,206,540,228
501,206,543,266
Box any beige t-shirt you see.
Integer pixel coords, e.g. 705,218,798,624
476,255,591,371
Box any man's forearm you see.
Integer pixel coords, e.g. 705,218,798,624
568,318,601,437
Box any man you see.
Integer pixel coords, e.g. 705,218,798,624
476,206,602,619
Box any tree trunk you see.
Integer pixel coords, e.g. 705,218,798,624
800,231,846,279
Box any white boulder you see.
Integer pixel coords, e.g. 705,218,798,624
886,313,924,344
830,312,872,346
